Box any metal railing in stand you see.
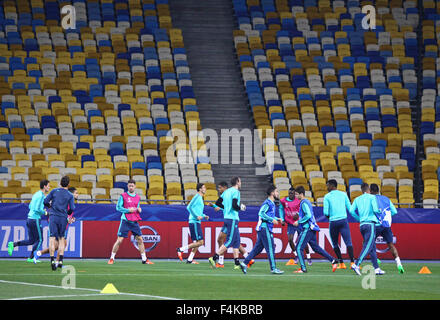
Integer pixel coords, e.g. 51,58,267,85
0,197,437,208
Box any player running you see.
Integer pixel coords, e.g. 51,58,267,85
108,179,153,265
323,179,356,269
349,183,385,276
209,181,253,268
43,176,75,270
208,181,228,267
177,183,209,264
241,185,284,274
370,183,404,274
279,187,312,266
208,177,247,273
36,187,78,266
7,180,50,263
292,186,338,274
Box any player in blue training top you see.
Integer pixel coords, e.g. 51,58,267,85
293,186,338,274
209,181,253,269
208,181,229,267
208,177,247,273
8,180,50,263
177,183,209,264
323,179,355,269
241,185,284,274
44,176,75,270
349,183,385,276
370,183,404,274
36,187,79,267
36,187,78,266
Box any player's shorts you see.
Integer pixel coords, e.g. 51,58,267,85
189,222,203,241
220,223,228,234
223,218,240,249
375,225,394,244
287,223,301,235
117,219,142,238
64,224,69,238
49,215,68,239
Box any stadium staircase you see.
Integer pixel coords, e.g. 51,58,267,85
169,0,271,205
414,0,424,205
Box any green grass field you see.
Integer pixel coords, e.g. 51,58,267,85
0,259,439,300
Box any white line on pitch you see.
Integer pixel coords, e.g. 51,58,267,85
10,293,115,300
0,279,181,300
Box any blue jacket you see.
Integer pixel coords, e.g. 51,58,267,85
375,194,397,227
221,187,241,220
44,188,75,218
187,193,207,224
298,199,320,231
256,198,277,232
323,190,351,221
349,193,380,226
28,190,46,219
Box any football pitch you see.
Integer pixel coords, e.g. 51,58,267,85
0,259,439,300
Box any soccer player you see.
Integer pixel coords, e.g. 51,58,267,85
7,180,50,263
323,179,355,269
349,183,385,276
241,185,284,274
44,176,75,270
37,187,78,265
108,179,153,265
370,183,404,273
279,187,312,266
208,177,247,273
208,181,228,267
177,183,209,264
292,186,338,274
209,181,253,268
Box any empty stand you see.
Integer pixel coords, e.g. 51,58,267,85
0,0,437,208
232,0,421,206
0,0,215,205
420,0,440,207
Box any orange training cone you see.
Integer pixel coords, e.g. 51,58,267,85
418,266,432,274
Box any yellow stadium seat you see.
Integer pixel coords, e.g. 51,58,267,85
311,177,326,188
273,171,287,179
149,195,166,204
394,166,409,173
1,193,19,203
149,175,164,184
34,160,49,168
77,149,91,156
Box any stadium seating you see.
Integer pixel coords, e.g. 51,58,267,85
420,0,440,207
233,0,419,206
1,0,439,208
0,0,215,204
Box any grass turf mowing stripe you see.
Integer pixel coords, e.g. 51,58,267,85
9,293,115,300
1,260,439,300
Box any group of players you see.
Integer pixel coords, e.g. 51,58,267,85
7,176,77,270
177,177,404,276
7,175,404,276
7,176,155,268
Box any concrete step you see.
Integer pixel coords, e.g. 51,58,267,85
169,0,269,204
